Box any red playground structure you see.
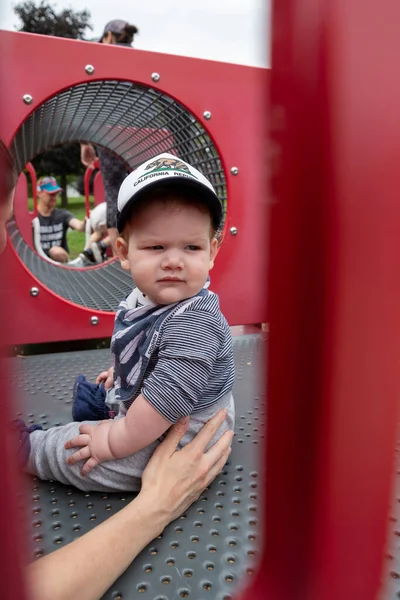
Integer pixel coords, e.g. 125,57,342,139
1,0,400,598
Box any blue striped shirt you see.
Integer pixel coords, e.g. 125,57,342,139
115,290,235,423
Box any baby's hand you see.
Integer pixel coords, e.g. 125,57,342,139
65,420,116,476
96,366,114,390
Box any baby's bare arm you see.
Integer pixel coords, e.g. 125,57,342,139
108,394,171,458
65,395,171,475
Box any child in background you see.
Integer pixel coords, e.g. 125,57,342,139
23,153,235,492
69,202,111,267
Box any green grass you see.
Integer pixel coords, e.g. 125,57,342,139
28,196,88,260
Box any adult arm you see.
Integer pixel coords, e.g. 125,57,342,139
27,409,233,600
68,216,87,232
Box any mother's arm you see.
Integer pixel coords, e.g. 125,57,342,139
27,409,233,600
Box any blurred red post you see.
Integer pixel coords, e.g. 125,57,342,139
240,1,400,599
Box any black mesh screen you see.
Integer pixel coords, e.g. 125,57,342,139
9,80,227,312
11,80,227,207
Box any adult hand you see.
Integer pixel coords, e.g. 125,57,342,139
139,408,234,523
81,143,97,168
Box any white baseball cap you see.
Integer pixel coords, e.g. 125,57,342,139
116,153,222,233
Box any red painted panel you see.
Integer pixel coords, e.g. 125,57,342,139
0,30,268,344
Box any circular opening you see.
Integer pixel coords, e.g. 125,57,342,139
9,79,227,312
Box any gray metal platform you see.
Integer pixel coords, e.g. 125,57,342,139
11,333,264,600
379,436,400,600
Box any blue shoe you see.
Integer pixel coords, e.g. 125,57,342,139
11,419,43,468
72,374,109,421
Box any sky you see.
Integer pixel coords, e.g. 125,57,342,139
0,0,270,67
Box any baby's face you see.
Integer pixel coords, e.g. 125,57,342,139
118,201,218,305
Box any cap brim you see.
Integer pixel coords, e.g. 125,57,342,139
117,176,222,233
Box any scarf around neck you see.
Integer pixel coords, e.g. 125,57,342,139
111,281,210,403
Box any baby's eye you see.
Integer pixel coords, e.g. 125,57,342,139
147,245,163,250
187,245,201,251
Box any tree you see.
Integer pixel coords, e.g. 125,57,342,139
14,1,93,206
14,1,92,39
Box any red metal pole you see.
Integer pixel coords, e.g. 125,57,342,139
241,0,400,599
84,158,100,217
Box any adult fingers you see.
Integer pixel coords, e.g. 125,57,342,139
151,417,190,461
67,446,91,465
202,429,234,469
204,447,232,488
81,456,98,477
64,433,90,449
185,409,229,456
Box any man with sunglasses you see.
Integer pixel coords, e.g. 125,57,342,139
80,20,139,253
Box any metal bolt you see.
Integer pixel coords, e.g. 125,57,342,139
23,94,33,105
151,72,160,82
30,287,39,297
230,227,238,236
90,316,99,326
203,111,212,120
85,64,95,75
231,167,239,175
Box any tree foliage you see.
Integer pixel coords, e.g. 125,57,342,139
14,0,92,39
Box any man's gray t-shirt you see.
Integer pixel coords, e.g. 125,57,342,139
35,208,74,255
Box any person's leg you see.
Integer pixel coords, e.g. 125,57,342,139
27,420,158,492
48,246,69,263
85,230,102,249
97,148,129,252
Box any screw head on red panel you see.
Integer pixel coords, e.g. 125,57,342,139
151,73,160,82
231,167,239,175
230,227,238,236
203,111,212,120
90,316,99,325
30,287,39,296
85,65,95,75
23,94,33,104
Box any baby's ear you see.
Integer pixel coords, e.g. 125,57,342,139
115,237,130,271
209,237,219,270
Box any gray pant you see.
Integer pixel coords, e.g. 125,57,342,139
26,394,235,492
